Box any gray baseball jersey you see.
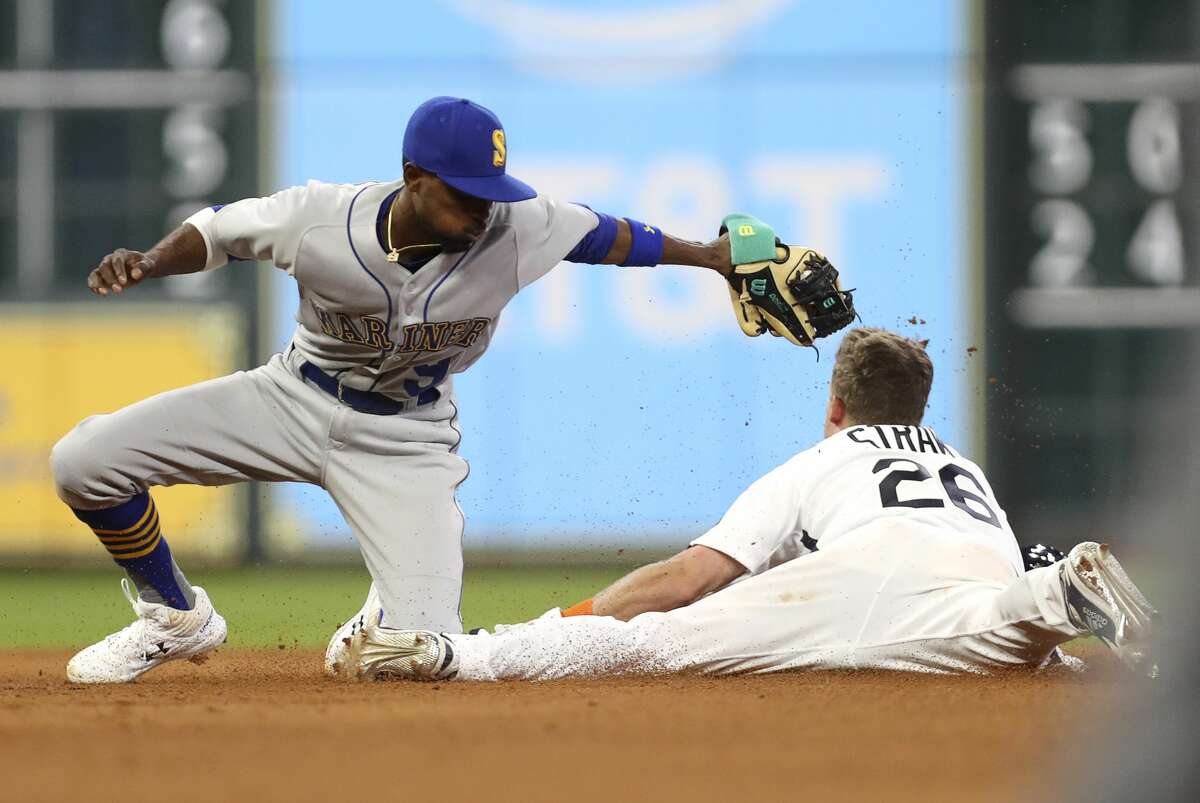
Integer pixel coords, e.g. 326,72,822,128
185,179,599,400
52,181,602,634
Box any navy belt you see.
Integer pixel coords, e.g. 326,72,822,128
299,362,408,415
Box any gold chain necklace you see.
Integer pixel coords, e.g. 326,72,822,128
386,191,439,264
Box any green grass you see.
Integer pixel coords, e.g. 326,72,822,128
0,565,627,649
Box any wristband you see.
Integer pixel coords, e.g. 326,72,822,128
562,598,595,617
620,218,664,267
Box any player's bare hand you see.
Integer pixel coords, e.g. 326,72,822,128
88,249,156,296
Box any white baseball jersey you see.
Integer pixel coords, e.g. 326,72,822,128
185,179,598,400
691,424,1024,576
448,425,1080,680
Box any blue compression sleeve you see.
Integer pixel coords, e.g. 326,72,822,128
565,207,619,264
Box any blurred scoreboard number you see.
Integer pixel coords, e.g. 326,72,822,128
160,0,242,298
1025,85,1184,287
1008,62,1200,327
981,0,1200,544
0,0,258,301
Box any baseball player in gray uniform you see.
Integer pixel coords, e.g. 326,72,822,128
338,330,1161,682
54,96,741,683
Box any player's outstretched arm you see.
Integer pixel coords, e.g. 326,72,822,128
575,545,744,622
554,464,804,622
86,223,208,296
564,207,854,347
596,218,732,276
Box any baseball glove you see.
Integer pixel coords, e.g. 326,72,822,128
721,214,855,347
1021,543,1067,571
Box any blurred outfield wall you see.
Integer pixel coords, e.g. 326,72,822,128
261,0,972,551
0,0,261,562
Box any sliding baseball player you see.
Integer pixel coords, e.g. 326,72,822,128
338,329,1161,681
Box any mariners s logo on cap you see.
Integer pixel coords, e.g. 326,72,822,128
492,130,506,167
402,96,533,203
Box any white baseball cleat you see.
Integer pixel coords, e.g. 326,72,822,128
323,583,384,677
339,625,459,682
1060,542,1161,678
66,579,227,684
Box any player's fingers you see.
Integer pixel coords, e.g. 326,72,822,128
110,250,129,287
95,255,121,293
130,256,154,282
86,269,107,295
89,272,108,295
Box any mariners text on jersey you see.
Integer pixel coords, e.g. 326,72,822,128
311,301,490,355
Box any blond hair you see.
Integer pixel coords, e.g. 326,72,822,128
830,328,933,426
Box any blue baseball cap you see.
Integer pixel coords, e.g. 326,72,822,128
402,96,536,203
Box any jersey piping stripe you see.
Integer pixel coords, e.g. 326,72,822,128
344,183,394,392
448,399,468,627
414,245,472,406
423,248,472,323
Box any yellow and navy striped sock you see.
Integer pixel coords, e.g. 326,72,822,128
72,491,195,610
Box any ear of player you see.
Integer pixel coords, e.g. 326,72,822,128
721,213,856,347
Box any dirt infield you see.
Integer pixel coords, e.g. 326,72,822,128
0,647,1125,803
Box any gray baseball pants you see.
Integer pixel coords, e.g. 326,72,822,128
49,351,468,632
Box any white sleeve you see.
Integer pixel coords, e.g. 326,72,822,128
690,462,806,575
182,181,316,274
511,195,599,288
